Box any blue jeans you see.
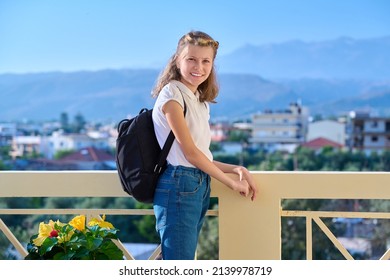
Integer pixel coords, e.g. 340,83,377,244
153,164,211,260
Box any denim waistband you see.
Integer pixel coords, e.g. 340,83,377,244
166,164,208,178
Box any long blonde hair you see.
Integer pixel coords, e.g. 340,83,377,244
152,31,219,103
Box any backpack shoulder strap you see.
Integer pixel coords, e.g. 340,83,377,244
154,91,187,173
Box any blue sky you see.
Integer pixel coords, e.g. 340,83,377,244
0,0,389,74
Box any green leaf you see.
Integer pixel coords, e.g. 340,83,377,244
97,240,124,260
39,237,58,255
24,251,41,260
72,247,90,260
53,251,75,260
86,235,103,250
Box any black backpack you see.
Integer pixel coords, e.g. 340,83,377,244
115,102,187,203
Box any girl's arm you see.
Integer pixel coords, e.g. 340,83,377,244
163,100,254,198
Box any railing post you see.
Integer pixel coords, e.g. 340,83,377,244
0,218,28,258
306,216,312,260
213,175,282,260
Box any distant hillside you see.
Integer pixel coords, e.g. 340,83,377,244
278,79,390,116
218,36,390,80
213,73,290,119
0,69,159,122
1,70,390,122
314,86,390,117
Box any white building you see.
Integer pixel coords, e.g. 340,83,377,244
307,120,346,146
41,131,111,159
250,102,309,151
350,113,390,153
10,135,41,159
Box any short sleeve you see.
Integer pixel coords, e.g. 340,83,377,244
157,82,185,112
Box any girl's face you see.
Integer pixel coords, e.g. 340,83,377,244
176,44,214,93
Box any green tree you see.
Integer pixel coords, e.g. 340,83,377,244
0,160,7,170
0,146,11,161
210,142,223,153
227,130,250,143
53,149,75,160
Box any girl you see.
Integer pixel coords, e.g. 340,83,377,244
152,31,258,260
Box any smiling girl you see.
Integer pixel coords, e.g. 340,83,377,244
151,31,258,260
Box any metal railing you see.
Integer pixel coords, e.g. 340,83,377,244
281,210,390,260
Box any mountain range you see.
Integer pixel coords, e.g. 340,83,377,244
1,36,390,123
218,36,390,80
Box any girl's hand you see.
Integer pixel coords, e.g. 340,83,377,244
233,166,259,201
232,179,250,197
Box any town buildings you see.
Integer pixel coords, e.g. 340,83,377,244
2,104,390,169
0,122,117,170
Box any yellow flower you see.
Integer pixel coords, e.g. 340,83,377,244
69,215,86,231
32,222,53,246
88,214,114,229
32,220,63,246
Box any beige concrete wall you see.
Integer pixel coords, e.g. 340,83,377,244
1,171,390,259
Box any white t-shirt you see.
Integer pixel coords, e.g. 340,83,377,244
152,80,213,167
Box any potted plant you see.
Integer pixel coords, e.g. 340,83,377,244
25,214,124,260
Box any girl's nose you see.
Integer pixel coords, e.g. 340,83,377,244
194,62,201,70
